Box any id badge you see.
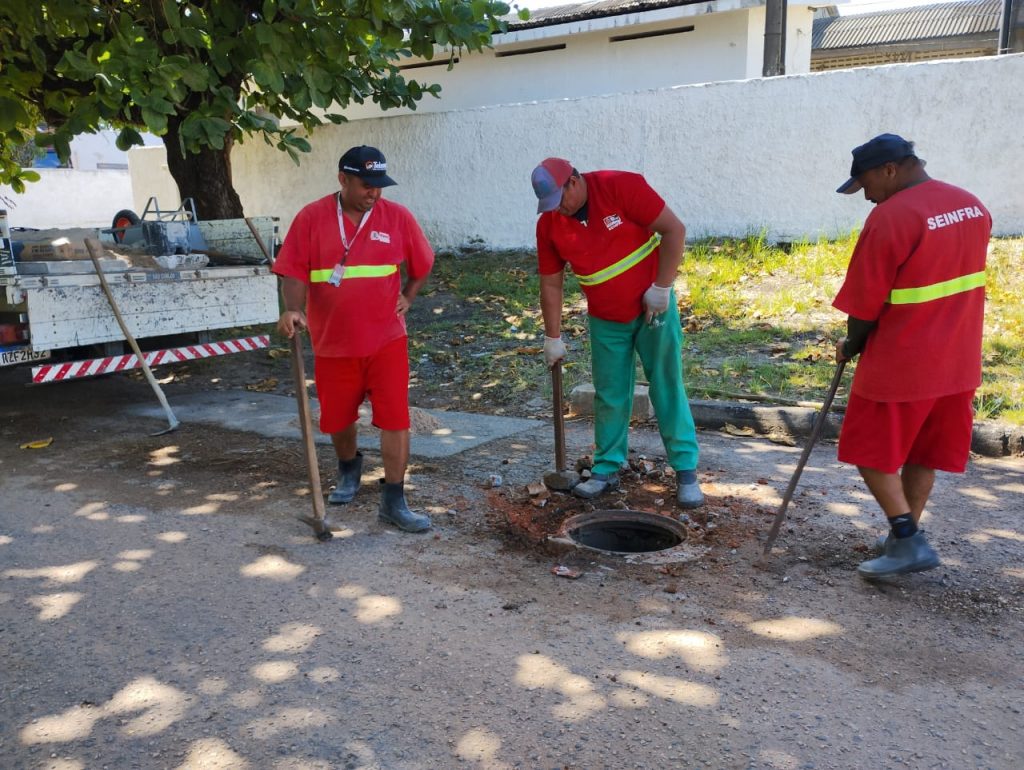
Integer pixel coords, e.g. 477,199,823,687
327,263,346,287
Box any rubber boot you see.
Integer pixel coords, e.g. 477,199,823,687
676,470,704,510
857,531,940,580
873,528,925,554
328,452,363,505
378,480,431,533
572,472,620,500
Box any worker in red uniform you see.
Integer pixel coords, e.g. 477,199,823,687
531,158,703,509
833,133,991,579
274,146,434,532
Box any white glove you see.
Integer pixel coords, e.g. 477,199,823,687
643,283,672,322
543,335,567,368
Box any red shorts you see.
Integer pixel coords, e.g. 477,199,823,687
313,335,410,433
838,390,975,474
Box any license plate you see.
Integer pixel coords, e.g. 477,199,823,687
0,347,52,367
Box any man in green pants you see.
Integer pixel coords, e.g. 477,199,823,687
530,157,703,508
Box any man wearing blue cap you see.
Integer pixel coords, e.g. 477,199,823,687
832,134,991,579
274,145,435,533
530,158,703,509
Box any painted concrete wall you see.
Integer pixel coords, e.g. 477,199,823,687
0,169,135,229
129,53,1024,249
68,130,162,170
337,4,815,122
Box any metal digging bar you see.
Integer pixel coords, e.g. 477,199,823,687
290,331,333,541
762,361,847,555
543,360,580,491
242,216,332,541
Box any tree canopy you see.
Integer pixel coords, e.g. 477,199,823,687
0,0,520,218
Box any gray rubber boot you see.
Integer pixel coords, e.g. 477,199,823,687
328,452,363,505
378,480,431,533
857,531,940,580
572,472,620,499
676,472,704,509
873,527,925,554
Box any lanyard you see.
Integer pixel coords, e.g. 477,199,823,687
336,194,371,262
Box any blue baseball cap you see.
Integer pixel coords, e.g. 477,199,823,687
339,145,397,187
837,133,917,194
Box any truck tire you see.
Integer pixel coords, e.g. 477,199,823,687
111,209,140,243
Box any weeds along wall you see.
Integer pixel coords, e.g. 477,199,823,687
132,53,1024,249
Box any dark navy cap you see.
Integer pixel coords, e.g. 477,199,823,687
339,145,397,187
837,133,917,194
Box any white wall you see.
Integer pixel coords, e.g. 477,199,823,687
129,54,1024,248
66,130,163,170
0,169,135,229
338,4,815,122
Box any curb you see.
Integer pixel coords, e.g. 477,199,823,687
688,399,1024,459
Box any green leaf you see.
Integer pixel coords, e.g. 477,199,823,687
0,97,29,132
115,126,145,151
180,65,210,91
162,0,182,29
141,108,169,134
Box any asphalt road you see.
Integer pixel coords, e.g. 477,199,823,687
2,371,1022,770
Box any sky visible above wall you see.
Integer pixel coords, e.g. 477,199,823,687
518,0,966,16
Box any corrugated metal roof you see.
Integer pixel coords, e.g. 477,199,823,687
507,1,706,32
812,0,1002,50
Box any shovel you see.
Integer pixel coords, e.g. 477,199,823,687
762,360,847,555
543,360,580,491
85,238,180,436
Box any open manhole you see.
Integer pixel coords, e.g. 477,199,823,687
557,510,688,555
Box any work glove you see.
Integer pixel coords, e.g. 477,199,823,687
543,335,567,368
643,283,672,323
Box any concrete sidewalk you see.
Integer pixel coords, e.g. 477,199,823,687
129,391,542,459
130,386,1024,462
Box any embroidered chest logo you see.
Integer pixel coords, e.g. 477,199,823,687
603,214,623,231
370,230,391,243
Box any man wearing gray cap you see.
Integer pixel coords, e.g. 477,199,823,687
529,158,703,510
274,145,435,533
832,134,991,579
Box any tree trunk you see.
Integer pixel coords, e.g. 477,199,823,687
162,119,244,220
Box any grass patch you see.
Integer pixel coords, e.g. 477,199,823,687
409,237,1024,424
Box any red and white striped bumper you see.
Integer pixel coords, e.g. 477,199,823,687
31,335,271,384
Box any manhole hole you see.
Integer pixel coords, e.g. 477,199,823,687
557,510,687,555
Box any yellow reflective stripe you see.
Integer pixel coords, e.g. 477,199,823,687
576,233,662,287
309,265,398,283
887,270,986,305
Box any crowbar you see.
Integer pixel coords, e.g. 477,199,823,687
243,218,331,541
85,238,180,436
289,331,332,541
543,360,580,490
762,361,847,555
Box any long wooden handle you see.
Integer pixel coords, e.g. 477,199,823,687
762,360,847,555
245,217,274,266
552,361,567,472
290,332,326,525
85,238,179,432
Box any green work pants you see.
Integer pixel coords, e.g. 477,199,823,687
588,297,699,475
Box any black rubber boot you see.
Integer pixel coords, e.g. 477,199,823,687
378,480,431,532
328,452,363,505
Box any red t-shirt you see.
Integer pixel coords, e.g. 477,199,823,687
833,179,991,401
273,194,434,358
536,171,666,323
